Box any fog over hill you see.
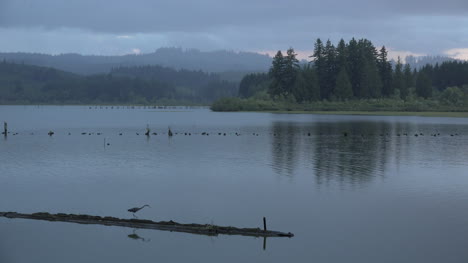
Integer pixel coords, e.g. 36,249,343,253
0,47,272,76
404,55,458,69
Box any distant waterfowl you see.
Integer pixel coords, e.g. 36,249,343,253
168,128,173,137
119,133,123,136
48,131,54,136
128,204,150,218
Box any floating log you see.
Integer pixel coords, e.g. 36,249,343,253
0,212,294,238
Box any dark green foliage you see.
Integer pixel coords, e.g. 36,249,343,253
402,64,413,99
416,71,432,98
378,47,393,97
393,57,404,97
0,61,237,104
439,86,466,106
334,68,353,100
292,66,320,102
238,73,270,98
322,40,338,99
283,48,300,95
215,38,468,111
268,48,300,98
269,51,286,97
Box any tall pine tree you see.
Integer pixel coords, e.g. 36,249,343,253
269,51,286,97
392,57,404,98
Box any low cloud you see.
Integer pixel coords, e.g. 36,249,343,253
0,0,467,56
444,48,468,60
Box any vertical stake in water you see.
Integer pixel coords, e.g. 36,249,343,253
3,122,7,136
263,217,267,231
145,124,150,136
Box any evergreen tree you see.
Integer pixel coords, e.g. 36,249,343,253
238,73,269,98
416,71,432,98
334,68,353,100
392,57,404,98
378,46,393,97
283,48,300,95
322,39,338,99
402,63,413,99
346,38,361,98
360,58,382,98
269,51,286,97
336,39,348,71
303,66,321,101
311,38,326,99
292,70,307,102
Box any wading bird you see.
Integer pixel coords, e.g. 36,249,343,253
128,205,150,217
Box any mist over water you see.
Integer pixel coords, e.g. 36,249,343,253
1,106,468,262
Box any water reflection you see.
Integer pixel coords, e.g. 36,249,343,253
311,122,392,186
271,123,300,177
127,229,150,243
270,121,422,186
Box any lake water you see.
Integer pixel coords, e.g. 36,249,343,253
1,106,468,263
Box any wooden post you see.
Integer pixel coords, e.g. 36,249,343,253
263,217,267,231
3,122,7,136
145,124,150,136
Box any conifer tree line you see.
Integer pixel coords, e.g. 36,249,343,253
239,38,468,103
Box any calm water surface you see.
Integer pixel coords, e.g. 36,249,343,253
1,106,468,263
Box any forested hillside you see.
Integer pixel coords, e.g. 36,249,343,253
0,61,237,104
213,38,468,112
0,48,271,76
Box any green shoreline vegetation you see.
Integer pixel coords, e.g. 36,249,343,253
211,38,468,115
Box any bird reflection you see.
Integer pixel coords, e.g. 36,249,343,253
127,229,151,243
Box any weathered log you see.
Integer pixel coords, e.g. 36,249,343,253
0,212,294,238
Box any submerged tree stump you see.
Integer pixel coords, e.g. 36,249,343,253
0,212,294,238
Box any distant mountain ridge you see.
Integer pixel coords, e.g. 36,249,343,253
0,48,272,75
405,55,458,69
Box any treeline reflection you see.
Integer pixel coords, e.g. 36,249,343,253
269,120,449,186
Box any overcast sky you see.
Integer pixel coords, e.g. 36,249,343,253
1,0,468,59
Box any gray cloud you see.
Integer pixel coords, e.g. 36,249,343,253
0,0,467,57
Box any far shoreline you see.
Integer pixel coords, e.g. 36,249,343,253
261,110,468,118
2,104,468,118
